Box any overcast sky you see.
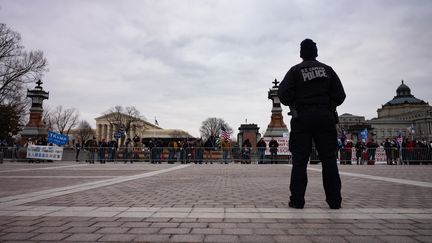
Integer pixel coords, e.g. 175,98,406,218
1,0,431,137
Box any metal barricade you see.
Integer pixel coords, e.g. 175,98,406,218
0,146,18,162
70,146,432,165
399,147,432,165
2,145,430,165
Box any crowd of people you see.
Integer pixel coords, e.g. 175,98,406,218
2,134,431,165
337,137,432,165
73,136,283,164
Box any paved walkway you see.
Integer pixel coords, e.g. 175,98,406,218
0,162,431,242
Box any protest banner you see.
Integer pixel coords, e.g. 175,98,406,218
263,137,290,155
26,145,64,161
47,131,69,146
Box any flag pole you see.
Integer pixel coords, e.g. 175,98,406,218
153,116,157,138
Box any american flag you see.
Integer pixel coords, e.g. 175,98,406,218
220,125,230,140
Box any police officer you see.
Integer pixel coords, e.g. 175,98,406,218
278,39,346,209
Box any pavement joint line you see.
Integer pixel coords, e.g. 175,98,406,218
287,165,432,188
0,164,90,173
0,164,191,208
0,206,431,219
0,176,115,179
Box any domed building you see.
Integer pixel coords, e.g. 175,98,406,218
338,80,432,143
376,80,429,119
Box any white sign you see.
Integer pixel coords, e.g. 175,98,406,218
26,145,64,161
263,137,291,155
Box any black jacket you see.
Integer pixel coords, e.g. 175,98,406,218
256,140,267,149
278,59,346,108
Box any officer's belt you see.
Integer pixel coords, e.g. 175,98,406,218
297,104,330,110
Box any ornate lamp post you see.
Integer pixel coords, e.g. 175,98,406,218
21,80,50,142
264,78,288,137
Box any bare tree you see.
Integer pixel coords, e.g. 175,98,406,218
199,117,233,140
76,120,94,144
0,85,29,128
102,106,144,139
0,23,48,100
42,104,52,129
0,23,48,139
0,103,20,141
50,105,79,135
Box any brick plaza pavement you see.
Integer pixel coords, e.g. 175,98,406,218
0,162,431,242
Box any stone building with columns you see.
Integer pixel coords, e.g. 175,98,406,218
338,81,432,143
95,113,161,143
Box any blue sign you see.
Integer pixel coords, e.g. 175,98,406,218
360,128,368,141
114,131,123,139
47,131,69,146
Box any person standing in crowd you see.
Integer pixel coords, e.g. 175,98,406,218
392,137,400,165
241,139,252,164
168,139,175,163
174,140,180,163
108,140,117,162
429,140,432,162
148,138,155,163
256,138,267,164
87,137,98,164
98,139,108,164
342,140,353,165
75,141,81,162
366,139,379,165
354,140,365,165
124,138,133,163
189,139,196,163
278,38,346,209
179,140,186,163
25,138,34,147
204,135,216,164
155,139,163,163
182,139,189,163
383,138,393,165
194,139,204,164
221,138,231,164
133,136,142,163
38,137,48,146
0,139,7,164
269,137,279,164
406,138,415,164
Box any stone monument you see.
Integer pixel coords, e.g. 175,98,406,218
264,79,289,137
21,80,49,142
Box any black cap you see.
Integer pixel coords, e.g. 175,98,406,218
300,39,318,59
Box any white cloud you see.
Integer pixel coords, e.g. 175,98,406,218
1,0,431,137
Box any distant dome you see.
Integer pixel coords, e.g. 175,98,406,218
384,80,427,106
396,80,411,96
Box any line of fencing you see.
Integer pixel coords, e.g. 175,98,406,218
1,146,431,164
0,146,284,164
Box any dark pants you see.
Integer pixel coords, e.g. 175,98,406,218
368,149,376,161
196,149,204,164
385,148,392,164
289,109,342,208
75,149,80,161
270,149,278,164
